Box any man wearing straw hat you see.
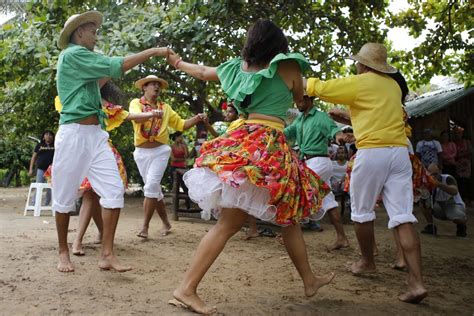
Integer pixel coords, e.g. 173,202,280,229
130,75,206,239
53,10,169,273
305,43,427,303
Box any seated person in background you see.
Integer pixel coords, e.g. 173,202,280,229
330,146,348,193
421,163,468,237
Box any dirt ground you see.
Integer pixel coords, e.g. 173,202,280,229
0,187,473,315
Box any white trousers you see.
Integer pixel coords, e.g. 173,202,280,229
52,124,124,213
305,157,339,216
350,146,416,229
133,145,171,200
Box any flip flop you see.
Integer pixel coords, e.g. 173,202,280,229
168,298,217,315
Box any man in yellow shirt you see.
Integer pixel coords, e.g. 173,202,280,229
306,43,427,304
130,75,205,239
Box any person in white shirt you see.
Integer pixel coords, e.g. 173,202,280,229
421,163,467,237
415,129,442,168
331,146,348,193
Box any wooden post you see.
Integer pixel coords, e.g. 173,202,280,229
172,169,179,221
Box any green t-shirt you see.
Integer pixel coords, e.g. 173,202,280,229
216,53,309,121
56,44,124,128
284,107,341,159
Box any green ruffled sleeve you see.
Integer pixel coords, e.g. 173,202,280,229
216,52,310,106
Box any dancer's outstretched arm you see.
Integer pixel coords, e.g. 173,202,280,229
167,49,218,81
126,110,162,123
123,47,169,72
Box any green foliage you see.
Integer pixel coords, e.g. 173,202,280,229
388,0,472,88
0,0,470,183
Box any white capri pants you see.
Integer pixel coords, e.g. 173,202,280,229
52,124,125,213
350,146,416,229
133,145,171,200
306,157,339,218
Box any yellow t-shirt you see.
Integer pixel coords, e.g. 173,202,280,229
129,98,185,146
307,72,406,149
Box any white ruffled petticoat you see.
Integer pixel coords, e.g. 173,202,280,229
183,167,281,223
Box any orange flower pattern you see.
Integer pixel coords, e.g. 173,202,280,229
195,123,330,225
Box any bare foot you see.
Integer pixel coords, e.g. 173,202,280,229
348,260,376,275
327,239,350,251
172,288,217,315
358,247,379,257
93,233,102,244
98,254,132,272
159,223,172,236
399,288,428,304
71,240,85,256
244,231,259,240
391,262,407,271
137,230,148,239
304,272,336,297
57,251,75,272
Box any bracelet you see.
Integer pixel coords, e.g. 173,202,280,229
174,58,183,69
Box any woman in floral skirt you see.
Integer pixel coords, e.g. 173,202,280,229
166,19,334,314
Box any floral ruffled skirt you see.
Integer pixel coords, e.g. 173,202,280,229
183,123,330,226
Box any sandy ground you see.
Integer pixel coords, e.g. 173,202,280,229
1,187,473,315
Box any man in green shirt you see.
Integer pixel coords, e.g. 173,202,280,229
285,95,349,250
53,11,169,273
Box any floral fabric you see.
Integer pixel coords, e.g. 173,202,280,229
103,101,129,131
344,153,436,201
194,123,330,225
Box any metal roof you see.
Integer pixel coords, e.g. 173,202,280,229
405,85,474,118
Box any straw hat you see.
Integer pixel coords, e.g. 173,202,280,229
135,75,169,90
58,11,103,49
348,43,397,74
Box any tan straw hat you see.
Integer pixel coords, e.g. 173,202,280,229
135,75,169,90
58,11,103,49
348,43,397,74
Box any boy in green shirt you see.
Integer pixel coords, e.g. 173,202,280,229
53,10,169,273
284,95,349,250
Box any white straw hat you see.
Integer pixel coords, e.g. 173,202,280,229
348,43,397,74
135,75,169,90
58,11,103,50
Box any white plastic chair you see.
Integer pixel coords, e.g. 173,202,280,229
24,183,54,216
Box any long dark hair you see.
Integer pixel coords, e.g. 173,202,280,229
100,81,126,105
387,71,409,104
241,19,289,67
40,130,54,146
